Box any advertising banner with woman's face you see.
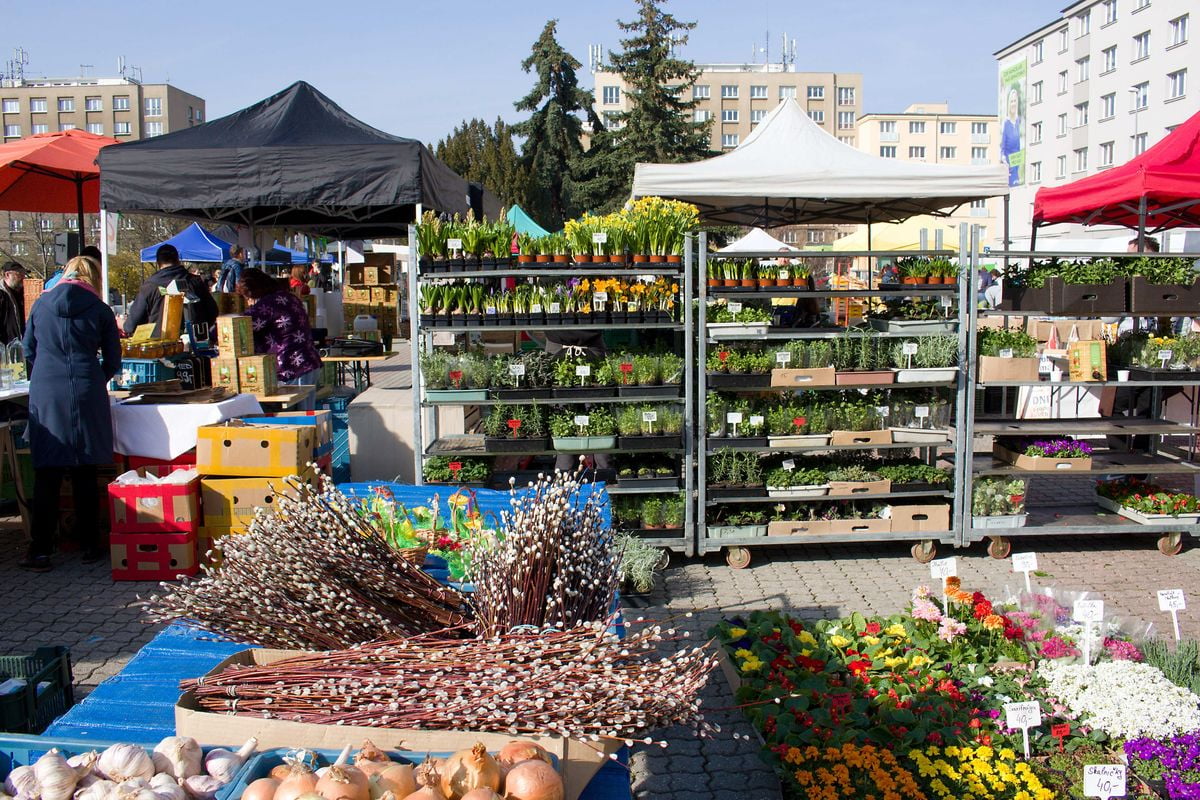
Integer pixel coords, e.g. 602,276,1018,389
998,57,1027,187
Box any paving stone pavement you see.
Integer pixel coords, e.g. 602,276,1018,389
4,499,1200,800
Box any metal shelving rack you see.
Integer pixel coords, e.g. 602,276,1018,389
960,242,1200,558
406,225,697,560
695,230,973,568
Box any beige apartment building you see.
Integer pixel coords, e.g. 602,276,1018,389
592,62,863,246
856,102,1002,246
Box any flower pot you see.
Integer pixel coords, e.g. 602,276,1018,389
666,255,682,264
535,255,552,263
649,255,667,263
722,279,737,287
1128,276,1200,314
552,385,618,399
770,367,837,388
552,435,617,451
463,313,481,326
615,475,679,490
611,257,629,268
632,254,650,264
518,255,534,265
706,372,771,389
484,436,547,453
707,278,720,288
575,254,593,264
792,277,808,288
775,278,789,287
721,436,768,448
708,322,769,339
426,388,489,403
739,279,754,288
895,367,957,383
619,383,681,398
891,426,950,444
902,276,921,285
868,318,958,335
1095,494,1200,525
552,255,569,264
1050,277,1127,315
767,484,830,498
707,524,767,539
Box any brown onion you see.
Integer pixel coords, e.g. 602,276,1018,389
439,744,499,800
240,778,278,800
501,761,561,800
274,759,320,800
399,761,445,800
459,791,501,800
372,765,416,800
315,748,368,800
495,743,549,770
355,742,393,779
270,766,291,782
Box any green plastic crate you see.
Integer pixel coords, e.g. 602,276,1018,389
0,647,74,734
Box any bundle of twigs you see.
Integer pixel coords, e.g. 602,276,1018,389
181,618,716,744
139,476,471,649
468,465,619,636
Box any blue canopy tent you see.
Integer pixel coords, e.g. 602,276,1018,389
507,204,551,237
270,240,335,264
139,222,232,263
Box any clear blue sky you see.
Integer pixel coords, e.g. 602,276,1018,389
3,0,1053,143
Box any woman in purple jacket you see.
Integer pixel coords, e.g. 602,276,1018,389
237,268,321,408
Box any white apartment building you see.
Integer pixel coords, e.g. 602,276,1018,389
994,0,1196,244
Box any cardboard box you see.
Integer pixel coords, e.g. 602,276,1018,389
1033,320,1103,344
108,472,201,534
197,524,249,566
363,266,379,285
889,504,951,533
240,410,332,446
216,315,255,358
978,356,1040,383
238,355,278,396
993,443,1093,471
212,359,241,393
215,293,245,315
826,518,892,534
1068,340,1108,382
196,422,316,478
111,532,198,581
371,287,397,305
161,294,185,340
830,429,894,446
828,478,893,497
175,648,620,800
767,520,832,536
127,450,197,478
770,367,837,388
201,471,314,527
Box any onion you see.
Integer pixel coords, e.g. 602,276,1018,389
439,745,499,800
353,742,392,779
500,761,561,800
399,762,445,800
269,767,291,782
239,778,278,800
494,744,546,772
314,747,368,800
371,765,415,800
459,792,500,800
98,746,154,783
5,766,37,797
273,758,319,800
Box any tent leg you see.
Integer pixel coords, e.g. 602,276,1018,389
99,209,109,302
1137,196,1148,252
1029,224,1038,254
1003,195,1011,275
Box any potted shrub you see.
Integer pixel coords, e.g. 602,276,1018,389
661,494,685,529
833,332,895,385
639,497,664,529
615,532,662,595
891,335,958,383
827,464,891,496
766,405,830,447
971,477,1028,528
483,403,547,453
766,465,830,498
422,455,491,487
549,406,617,451
552,356,617,399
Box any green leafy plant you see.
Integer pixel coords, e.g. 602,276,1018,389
876,463,952,485
549,406,616,437
615,532,661,593
709,303,773,323
972,477,1027,515
977,328,1038,358
422,456,490,484
482,403,545,439
419,349,454,389
826,465,882,483
891,336,958,369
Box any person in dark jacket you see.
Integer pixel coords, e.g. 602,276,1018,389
0,261,26,343
216,245,246,294
20,256,121,571
123,244,218,337
239,268,321,408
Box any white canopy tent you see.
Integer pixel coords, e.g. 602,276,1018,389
718,227,798,253
632,99,1010,229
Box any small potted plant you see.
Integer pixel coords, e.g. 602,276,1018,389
708,508,767,539
707,449,765,498
790,262,812,289
827,464,890,496
661,494,685,529
420,349,454,399
720,402,767,447
549,405,617,451
755,261,776,290
766,405,830,447
994,436,1094,471
552,356,617,399
615,532,662,595
706,260,721,289
483,403,547,452
877,462,952,492
707,303,772,339
833,332,895,386
422,455,491,487
425,351,490,402
972,477,1028,528
517,234,537,265
1095,476,1200,524
897,257,930,286
706,346,771,389
892,335,958,383
766,465,830,498
638,497,663,529
489,351,555,400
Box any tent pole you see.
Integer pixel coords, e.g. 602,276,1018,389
1137,196,1148,252
1030,223,1038,254
866,208,873,291
99,209,109,302
76,178,86,247
1003,194,1011,275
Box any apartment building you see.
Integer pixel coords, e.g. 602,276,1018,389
856,103,1001,245
592,62,863,246
994,0,1195,242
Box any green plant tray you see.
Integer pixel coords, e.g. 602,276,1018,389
426,389,489,402
707,524,767,539
552,435,617,451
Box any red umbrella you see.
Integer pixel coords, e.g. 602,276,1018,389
0,129,119,244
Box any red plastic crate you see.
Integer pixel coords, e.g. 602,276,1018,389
314,452,332,476
126,450,197,478
110,532,198,581
108,474,201,534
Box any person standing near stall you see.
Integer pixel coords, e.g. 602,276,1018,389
123,244,218,336
216,245,247,294
288,264,311,296
19,256,121,571
0,261,26,343
237,268,321,409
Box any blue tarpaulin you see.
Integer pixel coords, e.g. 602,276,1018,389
139,222,232,263
267,240,335,265
507,204,552,237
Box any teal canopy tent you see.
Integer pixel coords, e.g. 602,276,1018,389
507,204,551,237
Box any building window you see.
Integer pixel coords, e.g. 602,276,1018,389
86,122,103,135
939,146,956,159
750,85,767,99
1168,69,1187,100
84,96,102,112
721,133,739,148
1056,155,1067,177
38,218,52,231
1031,81,1043,104
1132,132,1148,154
1076,56,1090,82
1030,161,1042,182
1074,147,1088,171
145,121,163,137
1057,113,1068,136
879,146,897,158
144,97,162,116
29,98,46,113
837,135,855,145
1135,0,1149,8
1133,31,1150,60
1170,14,1189,46
602,86,620,104
879,120,896,134
806,229,824,244
805,85,822,99
2,124,18,138
1132,81,1149,109
836,86,855,105
1032,39,1044,63
837,111,854,129
1076,9,1091,36
1059,28,1069,52
1100,141,1115,166
12,243,26,256
1,99,17,113
9,218,22,232
59,122,75,131
939,121,957,135
693,109,710,123
113,95,130,111
1102,46,1117,73
1075,102,1090,126
114,121,131,135
970,199,988,217
909,121,926,134
971,146,988,163
720,85,738,99
779,86,797,100
908,146,926,159
195,108,202,122
781,231,798,244
1058,71,1068,94
1101,93,1116,119
750,109,767,123
57,97,74,112
721,108,739,123
67,217,78,230
808,109,824,124
31,123,47,134
1103,0,1118,24
603,111,621,128
1031,121,1042,143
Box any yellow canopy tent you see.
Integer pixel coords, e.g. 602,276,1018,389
830,216,962,253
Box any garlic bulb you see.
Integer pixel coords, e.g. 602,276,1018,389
4,767,37,797
67,753,100,780
148,777,185,800
115,779,153,798
74,779,116,800
97,746,153,783
202,739,256,784
181,776,224,800
35,750,79,800
151,739,201,782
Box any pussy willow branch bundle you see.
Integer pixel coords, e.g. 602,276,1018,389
180,619,716,744
468,465,619,636
139,476,471,649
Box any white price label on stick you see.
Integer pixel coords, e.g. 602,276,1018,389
642,410,658,423
592,231,608,244
1159,589,1187,611
573,415,590,427
593,291,608,302
1084,765,1126,799
447,238,463,250
1159,349,1174,363
1074,599,1105,622
509,363,526,377
940,295,954,308
1012,551,1038,593
575,364,592,378
902,342,919,356
726,412,744,424
728,302,743,314
782,459,796,471
999,348,1014,359
930,556,957,580
548,302,561,314
776,350,792,365
749,414,764,426
1004,700,1043,758
875,405,890,417
914,405,930,419
531,304,543,314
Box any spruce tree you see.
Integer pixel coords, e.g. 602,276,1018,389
434,118,530,212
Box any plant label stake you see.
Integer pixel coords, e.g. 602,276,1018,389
449,369,463,388
793,416,806,430
782,459,796,471
1012,551,1038,593
940,295,954,314
574,414,589,436
1158,588,1186,641
1051,723,1070,752
507,418,521,439
642,409,657,434
776,350,791,365
1159,349,1173,369
726,411,743,438
1083,765,1125,799
575,363,591,387
749,414,764,429
592,231,608,245
509,363,525,386
1003,700,1041,759
620,362,633,385
930,556,957,608
999,348,1014,359
531,303,543,314
914,405,930,429
728,301,743,315
448,461,462,481
593,291,607,312
447,237,463,253
549,302,561,315
902,340,918,370
1074,599,1104,665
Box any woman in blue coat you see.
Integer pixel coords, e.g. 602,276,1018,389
19,256,121,571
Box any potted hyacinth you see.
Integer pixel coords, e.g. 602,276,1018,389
994,436,1094,471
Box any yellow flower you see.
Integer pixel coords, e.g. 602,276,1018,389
727,627,747,638
885,623,907,637
733,648,753,659
910,654,930,668
884,656,907,669
862,635,881,646
798,630,817,645
999,748,1016,761
829,634,851,648
739,655,763,672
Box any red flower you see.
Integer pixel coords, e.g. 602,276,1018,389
973,600,993,620
787,619,806,636
927,732,943,745
866,688,880,699
848,659,872,676
864,621,882,635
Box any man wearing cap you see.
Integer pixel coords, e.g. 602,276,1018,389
0,261,26,343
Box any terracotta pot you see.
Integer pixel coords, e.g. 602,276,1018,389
707,279,720,287
518,255,534,264
776,278,789,287
553,255,569,263
793,277,807,287
649,254,667,263
666,255,682,264
902,276,920,285
740,279,754,287
632,254,650,263
723,279,737,287
575,254,593,263
536,254,552,263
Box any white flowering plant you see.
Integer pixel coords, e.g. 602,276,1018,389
1038,660,1200,740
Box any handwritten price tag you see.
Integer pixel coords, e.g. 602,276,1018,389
642,410,658,423
448,461,462,473
776,350,792,364
727,301,743,314
1074,599,1105,622
509,363,526,377
717,350,730,362
573,414,590,427
531,303,543,314
875,405,890,417
999,348,1014,359
592,231,608,244
449,370,463,382
447,238,463,250
507,419,522,430
914,405,930,418
620,362,633,374
1159,349,1174,363
930,557,957,580
782,459,796,471
940,295,954,308
1051,722,1070,752
593,291,608,303
778,268,789,280
749,414,764,426
1012,551,1038,572
902,342,919,356
726,412,744,424
1004,700,1041,730
1084,765,1126,799
548,302,561,314
1159,589,1186,611
575,364,592,378
792,416,806,428
484,306,497,316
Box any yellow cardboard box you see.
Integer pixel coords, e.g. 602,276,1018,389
161,294,185,340
196,422,316,478
201,470,314,527
216,315,255,358
238,355,278,396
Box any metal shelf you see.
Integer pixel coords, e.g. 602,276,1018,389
421,267,682,278
979,379,1200,387
707,328,957,341
426,437,685,458
963,504,1199,541
706,489,952,505
706,381,956,392
428,323,683,333
705,439,952,454
968,451,1200,476
607,484,684,495
974,418,1200,436
703,528,958,549
708,249,956,259
708,288,958,298
423,393,684,407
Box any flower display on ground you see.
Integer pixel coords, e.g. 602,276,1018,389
908,744,1054,800
1038,660,1200,740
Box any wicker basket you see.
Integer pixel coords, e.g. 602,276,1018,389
398,546,429,564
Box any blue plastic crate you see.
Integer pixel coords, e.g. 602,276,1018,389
110,358,177,390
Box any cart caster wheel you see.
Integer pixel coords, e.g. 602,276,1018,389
725,547,752,569
1158,532,1184,556
655,549,671,570
911,540,937,564
988,536,1012,560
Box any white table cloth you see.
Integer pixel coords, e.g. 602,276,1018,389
111,393,263,460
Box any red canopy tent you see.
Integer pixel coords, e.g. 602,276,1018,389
0,129,118,244
1032,109,1200,248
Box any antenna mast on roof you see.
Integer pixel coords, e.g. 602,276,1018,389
3,47,29,87
588,44,603,73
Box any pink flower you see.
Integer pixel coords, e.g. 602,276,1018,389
911,597,943,623
913,585,933,600
938,617,967,642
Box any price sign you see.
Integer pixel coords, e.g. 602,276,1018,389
1159,349,1174,364
627,300,638,312
1159,589,1186,641
1074,599,1105,622
447,238,463,251
1083,765,1126,799
999,348,1014,359
575,364,592,378
642,410,658,423
749,414,764,427
592,231,608,244
778,268,789,280
1012,551,1038,593
726,412,744,424
902,342,919,356
728,301,743,314
506,418,522,431
875,405,890,418
509,363,526,378
776,350,792,365
782,459,796,471
940,295,954,308
620,362,633,374
531,303,543,314
792,416,806,428
573,414,590,427
593,291,608,302
930,556,957,580
717,350,730,362
1039,355,1053,374
485,305,497,316
449,370,463,382
549,302,561,314
448,461,462,473
914,405,930,418
1004,700,1042,758
1051,723,1070,752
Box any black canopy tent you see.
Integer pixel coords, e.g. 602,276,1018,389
98,81,499,239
